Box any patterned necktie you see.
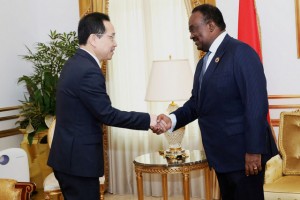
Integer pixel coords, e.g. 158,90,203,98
198,51,211,99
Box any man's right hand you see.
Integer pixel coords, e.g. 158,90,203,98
151,114,172,134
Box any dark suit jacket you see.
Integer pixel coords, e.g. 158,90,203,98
48,49,150,177
173,34,277,173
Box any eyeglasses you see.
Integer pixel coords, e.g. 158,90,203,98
95,33,116,42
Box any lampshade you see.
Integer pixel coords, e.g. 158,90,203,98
145,59,193,102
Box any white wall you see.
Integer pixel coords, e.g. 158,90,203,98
0,0,79,107
0,0,79,150
256,0,300,95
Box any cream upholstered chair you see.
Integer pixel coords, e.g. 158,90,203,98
264,109,300,200
43,119,106,200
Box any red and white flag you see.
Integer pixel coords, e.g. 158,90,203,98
238,0,262,61
238,0,271,123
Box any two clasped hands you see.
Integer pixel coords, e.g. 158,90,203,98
149,114,173,135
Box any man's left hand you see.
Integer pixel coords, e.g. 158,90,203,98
245,153,262,176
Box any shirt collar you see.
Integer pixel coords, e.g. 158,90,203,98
80,47,101,68
209,31,227,54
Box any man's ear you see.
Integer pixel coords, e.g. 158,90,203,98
88,34,98,47
208,21,216,32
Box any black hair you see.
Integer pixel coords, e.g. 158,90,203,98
78,12,110,45
192,4,226,31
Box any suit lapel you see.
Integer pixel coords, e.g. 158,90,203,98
199,35,232,107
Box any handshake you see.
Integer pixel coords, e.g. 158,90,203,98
150,114,172,134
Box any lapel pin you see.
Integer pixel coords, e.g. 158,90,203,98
215,57,220,63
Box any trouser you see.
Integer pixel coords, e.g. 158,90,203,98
54,170,100,200
216,166,265,200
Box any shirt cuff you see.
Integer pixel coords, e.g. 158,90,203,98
168,114,177,132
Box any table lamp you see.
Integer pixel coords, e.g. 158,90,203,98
145,59,193,160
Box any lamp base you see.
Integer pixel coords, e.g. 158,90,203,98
159,148,189,163
162,101,188,162
165,147,185,157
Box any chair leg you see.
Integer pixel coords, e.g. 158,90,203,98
100,184,105,200
44,191,64,200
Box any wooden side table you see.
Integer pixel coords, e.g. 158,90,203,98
133,150,210,200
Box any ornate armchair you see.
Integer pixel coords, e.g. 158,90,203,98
0,179,36,200
43,119,106,200
264,109,300,199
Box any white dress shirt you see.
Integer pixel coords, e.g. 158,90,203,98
80,47,102,68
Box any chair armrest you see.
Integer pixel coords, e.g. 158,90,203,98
15,181,36,200
264,154,283,184
0,179,21,200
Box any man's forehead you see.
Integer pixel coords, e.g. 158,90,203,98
104,21,115,32
189,12,203,26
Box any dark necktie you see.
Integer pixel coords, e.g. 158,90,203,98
198,51,211,98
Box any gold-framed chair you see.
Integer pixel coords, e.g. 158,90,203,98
0,178,36,200
264,109,300,199
43,119,106,200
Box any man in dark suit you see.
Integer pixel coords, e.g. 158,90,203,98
156,4,277,200
48,12,162,200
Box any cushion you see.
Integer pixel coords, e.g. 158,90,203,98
264,176,300,193
99,176,105,184
278,111,300,175
43,172,60,191
264,155,283,184
264,176,300,200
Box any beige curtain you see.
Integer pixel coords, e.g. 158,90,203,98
106,0,209,198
